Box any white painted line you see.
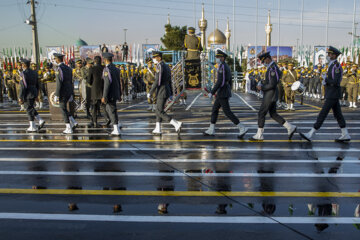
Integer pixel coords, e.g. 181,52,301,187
0,170,358,177
185,93,202,111
0,158,357,163
0,213,358,224
118,100,147,111
234,93,256,111
0,147,358,153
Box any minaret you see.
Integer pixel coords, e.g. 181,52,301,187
225,17,231,51
265,10,272,46
165,13,171,34
167,13,170,25
198,3,208,49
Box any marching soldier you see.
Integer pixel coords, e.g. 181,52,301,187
144,58,156,111
0,66,4,104
4,65,16,103
53,53,78,134
282,63,297,110
31,63,44,110
299,46,350,142
82,58,93,118
148,51,182,135
203,50,248,138
14,62,25,110
119,65,128,102
88,56,104,128
18,59,45,132
250,51,297,141
184,27,202,60
101,52,122,136
346,64,358,108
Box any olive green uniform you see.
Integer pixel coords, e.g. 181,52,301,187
184,34,202,60
282,70,298,104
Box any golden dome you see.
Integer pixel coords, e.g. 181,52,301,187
207,28,226,47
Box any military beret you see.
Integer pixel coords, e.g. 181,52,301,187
102,52,114,59
20,58,31,64
215,49,228,58
53,53,64,58
257,51,271,62
327,46,342,56
152,51,162,58
188,27,195,32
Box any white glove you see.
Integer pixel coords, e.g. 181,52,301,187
147,93,151,99
54,95,58,103
208,93,212,99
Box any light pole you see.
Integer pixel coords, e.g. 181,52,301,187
123,28,128,43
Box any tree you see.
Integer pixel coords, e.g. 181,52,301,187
160,24,187,51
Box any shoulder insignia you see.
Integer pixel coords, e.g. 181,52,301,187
104,71,108,77
335,69,340,74
271,72,276,77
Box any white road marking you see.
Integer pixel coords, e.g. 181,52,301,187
234,93,257,111
118,100,147,111
0,170,358,177
185,93,202,111
0,213,358,224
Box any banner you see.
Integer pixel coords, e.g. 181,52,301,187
247,46,266,69
266,46,293,62
46,46,62,60
313,46,327,67
79,45,101,59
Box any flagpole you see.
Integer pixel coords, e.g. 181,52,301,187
255,0,258,67
325,0,329,47
233,0,236,72
277,0,281,62
352,0,356,61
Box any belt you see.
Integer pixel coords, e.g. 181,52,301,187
187,49,199,52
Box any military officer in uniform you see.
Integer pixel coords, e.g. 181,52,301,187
203,50,248,138
144,58,156,111
282,63,297,110
53,53,78,134
14,62,24,110
250,52,297,141
299,47,350,142
148,51,182,135
184,27,202,60
31,63,44,110
82,58,93,118
101,52,122,136
88,56,104,128
346,64,358,108
4,65,15,103
18,59,45,132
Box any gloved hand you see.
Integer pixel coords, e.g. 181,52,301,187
147,93,151,99
169,95,174,101
54,95,58,103
208,93,212,99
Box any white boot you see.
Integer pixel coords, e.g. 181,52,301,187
299,128,316,142
110,124,121,136
283,121,297,140
203,123,215,136
69,116,78,130
152,104,156,112
353,102,357,108
290,103,295,111
39,102,43,110
152,122,162,135
250,128,264,141
35,115,45,130
35,102,40,109
335,128,351,142
63,123,73,134
27,121,37,132
237,123,248,139
349,102,353,108
170,119,182,133
20,105,25,111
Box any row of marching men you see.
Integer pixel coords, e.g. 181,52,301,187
0,62,53,110
18,51,183,136
244,61,360,110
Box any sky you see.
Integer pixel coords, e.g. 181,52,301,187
0,0,359,50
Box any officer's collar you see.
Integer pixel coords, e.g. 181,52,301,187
267,61,275,70
329,59,337,66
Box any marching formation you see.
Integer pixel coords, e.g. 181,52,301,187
0,46,353,143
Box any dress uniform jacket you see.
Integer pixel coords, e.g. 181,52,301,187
19,68,39,101
149,61,172,99
102,63,121,102
55,63,73,101
325,60,342,99
88,64,104,101
211,62,232,98
261,62,282,102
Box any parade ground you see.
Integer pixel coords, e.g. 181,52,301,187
0,91,358,239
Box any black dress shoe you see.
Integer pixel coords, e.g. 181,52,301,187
38,120,45,130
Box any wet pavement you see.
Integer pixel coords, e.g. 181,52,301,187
0,91,359,240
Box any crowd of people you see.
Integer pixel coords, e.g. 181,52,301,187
244,60,360,110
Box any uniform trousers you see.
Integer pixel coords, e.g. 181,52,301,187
314,98,346,130
210,97,239,125
258,100,286,128
156,97,171,123
105,100,118,125
24,98,38,121
59,99,71,123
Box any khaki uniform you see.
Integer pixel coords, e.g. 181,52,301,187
282,69,298,104
184,34,202,60
4,70,16,101
120,69,128,97
13,69,22,102
144,67,156,104
37,70,44,102
346,72,359,102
